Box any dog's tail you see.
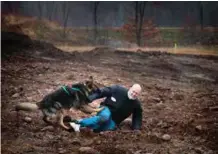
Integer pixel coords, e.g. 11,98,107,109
15,102,39,112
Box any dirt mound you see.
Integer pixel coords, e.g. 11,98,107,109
2,31,33,50
1,14,61,38
1,32,79,61
1,14,90,45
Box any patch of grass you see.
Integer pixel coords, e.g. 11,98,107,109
117,46,218,56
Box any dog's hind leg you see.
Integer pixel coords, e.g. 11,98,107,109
42,115,53,125
41,108,55,125
56,110,70,130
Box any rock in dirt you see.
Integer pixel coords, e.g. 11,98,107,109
58,148,67,154
71,138,82,146
152,97,161,102
24,117,32,123
27,96,34,101
116,78,122,82
14,86,23,92
173,93,184,100
78,147,98,154
162,134,171,141
157,120,169,128
41,126,54,131
95,140,101,145
207,150,214,154
82,140,94,146
134,150,142,154
209,106,218,111
155,102,165,109
172,139,185,147
195,125,202,131
194,147,205,154
12,93,20,98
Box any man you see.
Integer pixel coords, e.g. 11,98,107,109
69,84,143,132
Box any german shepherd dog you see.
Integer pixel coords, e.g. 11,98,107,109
15,76,103,130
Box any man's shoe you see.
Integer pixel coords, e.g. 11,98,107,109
69,122,80,132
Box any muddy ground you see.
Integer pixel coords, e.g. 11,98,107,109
1,35,218,154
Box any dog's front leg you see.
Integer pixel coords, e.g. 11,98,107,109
81,104,104,114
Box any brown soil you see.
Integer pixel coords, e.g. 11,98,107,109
1,34,218,154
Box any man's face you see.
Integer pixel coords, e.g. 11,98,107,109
127,84,142,100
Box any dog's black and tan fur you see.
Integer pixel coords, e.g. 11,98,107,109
15,76,103,130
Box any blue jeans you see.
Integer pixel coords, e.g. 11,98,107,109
78,106,116,132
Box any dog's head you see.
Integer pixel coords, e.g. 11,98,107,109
72,76,100,104
70,76,102,112
84,76,100,94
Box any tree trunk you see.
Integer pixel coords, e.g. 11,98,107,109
199,2,203,30
134,2,146,47
37,1,42,20
52,2,58,21
48,1,55,20
93,2,99,45
62,2,70,38
135,2,139,46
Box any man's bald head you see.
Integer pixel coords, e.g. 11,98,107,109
127,84,142,100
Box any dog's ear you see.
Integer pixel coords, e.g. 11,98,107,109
85,76,99,92
85,76,94,90
88,76,94,84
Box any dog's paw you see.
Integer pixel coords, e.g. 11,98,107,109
95,107,104,112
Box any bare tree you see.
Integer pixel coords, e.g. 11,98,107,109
44,1,56,21
199,2,204,30
5,1,13,13
51,2,58,21
37,1,42,20
49,1,56,21
93,2,100,45
62,2,71,38
134,1,146,46
3,1,21,14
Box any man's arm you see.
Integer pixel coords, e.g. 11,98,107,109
131,101,143,130
88,86,112,102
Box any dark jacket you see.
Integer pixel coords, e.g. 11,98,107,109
88,85,143,130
